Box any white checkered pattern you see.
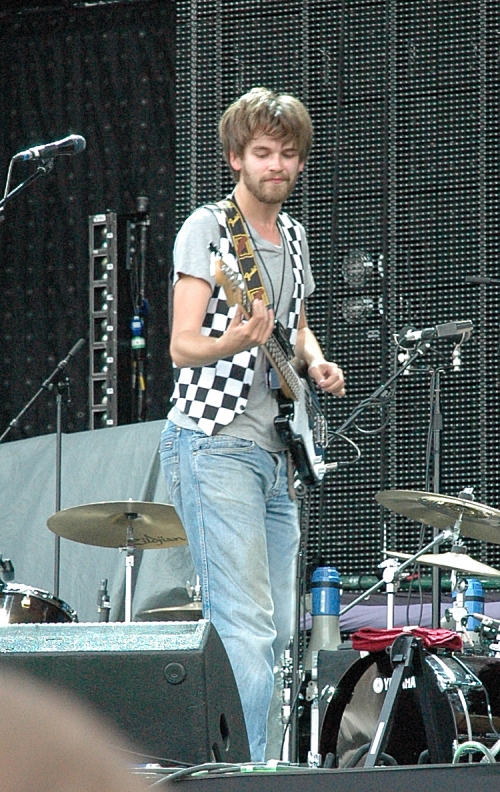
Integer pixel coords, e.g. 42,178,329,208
171,203,305,435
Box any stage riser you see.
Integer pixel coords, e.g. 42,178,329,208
156,764,500,792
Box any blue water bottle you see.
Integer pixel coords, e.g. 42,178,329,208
463,578,484,632
305,567,342,671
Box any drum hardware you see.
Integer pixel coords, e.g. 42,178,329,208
319,641,500,767
47,499,187,623
280,642,295,763
338,524,456,630
446,574,474,644
340,487,497,631
0,583,77,625
363,633,423,767
472,613,500,656
305,655,321,768
386,548,500,643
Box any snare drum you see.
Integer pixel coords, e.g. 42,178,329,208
0,584,77,624
319,650,500,767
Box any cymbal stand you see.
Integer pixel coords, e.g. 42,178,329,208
122,510,139,623
339,526,456,626
446,571,474,645
378,557,400,629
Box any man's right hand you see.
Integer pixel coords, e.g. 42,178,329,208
170,275,274,368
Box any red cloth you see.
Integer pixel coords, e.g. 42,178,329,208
351,626,463,653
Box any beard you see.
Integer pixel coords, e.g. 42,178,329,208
239,165,298,205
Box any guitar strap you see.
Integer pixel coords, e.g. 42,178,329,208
216,199,271,307
217,199,299,494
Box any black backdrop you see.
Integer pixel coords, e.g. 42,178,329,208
176,0,500,575
0,0,176,438
2,0,500,578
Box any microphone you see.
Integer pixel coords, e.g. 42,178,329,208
471,612,500,632
97,578,111,622
13,134,86,161
397,320,473,348
465,275,500,286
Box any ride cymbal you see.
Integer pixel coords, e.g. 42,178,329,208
376,490,500,545
47,500,186,549
386,549,500,578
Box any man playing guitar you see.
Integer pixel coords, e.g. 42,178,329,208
160,87,345,762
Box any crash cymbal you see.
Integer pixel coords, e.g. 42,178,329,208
376,490,500,545
139,601,203,621
386,550,500,578
47,500,186,549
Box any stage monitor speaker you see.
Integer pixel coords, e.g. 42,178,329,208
0,619,250,766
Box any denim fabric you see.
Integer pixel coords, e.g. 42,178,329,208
159,420,300,762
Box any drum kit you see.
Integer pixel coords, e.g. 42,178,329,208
0,499,191,627
317,488,500,768
2,488,500,769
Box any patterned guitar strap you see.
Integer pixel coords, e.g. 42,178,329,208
216,199,270,306
217,198,284,391
217,200,298,496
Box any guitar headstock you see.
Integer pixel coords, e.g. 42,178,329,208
210,243,246,309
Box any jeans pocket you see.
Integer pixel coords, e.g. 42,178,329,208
159,424,180,500
190,433,254,456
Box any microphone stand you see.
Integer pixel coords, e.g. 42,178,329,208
0,159,55,221
333,340,430,437
332,339,436,621
0,339,86,596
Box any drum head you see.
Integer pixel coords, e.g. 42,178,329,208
319,650,500,767
0,584,77,625
319,651,428,766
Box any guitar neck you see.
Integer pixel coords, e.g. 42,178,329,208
240,289,301,401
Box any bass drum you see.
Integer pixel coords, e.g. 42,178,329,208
319,650,500,767
0,584,77,624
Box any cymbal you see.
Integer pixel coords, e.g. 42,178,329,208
376,490,500,545
47,500,186,549
139,601,203,621
386,550,500,578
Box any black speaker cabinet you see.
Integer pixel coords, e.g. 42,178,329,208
0,619,250,766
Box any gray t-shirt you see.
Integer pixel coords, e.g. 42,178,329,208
169,206,315,452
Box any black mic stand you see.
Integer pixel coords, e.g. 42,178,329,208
0,339,86,596
429,366,443,627
334,340,431,437
0,159,55,222
332,339,437,622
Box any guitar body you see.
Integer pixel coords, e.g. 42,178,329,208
274,376,327,487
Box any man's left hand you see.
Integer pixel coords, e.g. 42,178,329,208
308,360,345,396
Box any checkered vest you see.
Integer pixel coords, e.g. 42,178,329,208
171,204,306,435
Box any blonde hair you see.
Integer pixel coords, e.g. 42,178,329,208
219,87,313,180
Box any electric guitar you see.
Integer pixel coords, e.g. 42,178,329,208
212,247,328,486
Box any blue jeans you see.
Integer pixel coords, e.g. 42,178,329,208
159,421,300,762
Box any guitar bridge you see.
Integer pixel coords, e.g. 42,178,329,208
314,414,328,447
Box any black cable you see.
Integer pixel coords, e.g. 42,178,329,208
151,763,246,785
344,742,398,768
